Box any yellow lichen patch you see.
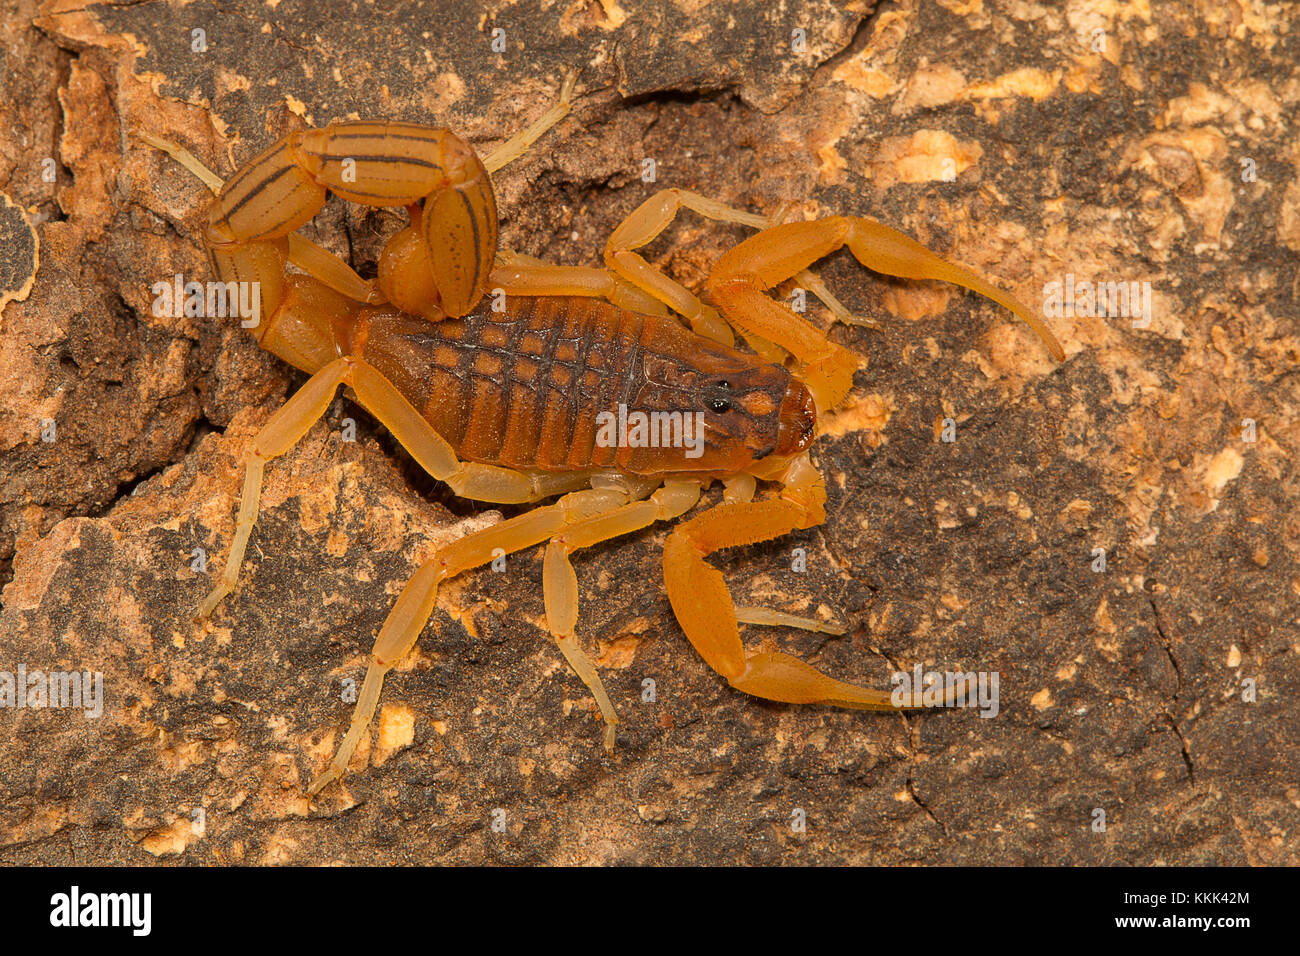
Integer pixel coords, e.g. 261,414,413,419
1201,446,1245,499
266,714,295,743
1077,0,1153,23
1194,0,1280,49
260,830,300,866
248,753,314,820
1030,688,1054,711
1059,498,1093,532
373,704,416,766
1094,597,1117,635
217,67,251,93
1132,129,1233,245
1163,82,1240,128
818,142,847,185
325,528,349,557
598,0,627,28
934,499,960,530
940,592,969,613
829,8,909,97
832,60,896,98
420,72,465,118
1210,324,1238,376
880,281,955,321
1066,2,1134,68
560,0,626,34
981,316,1063,379
896,64,967,113
620,615,654,635
1006,491,1034,521
962,67,1061,103
441,597,482,637
595,634,640,669
158,740,208,772
303,727,336,765
870,130,983,187
1279,180,1300,253
935,0,983,16
138,818,201,857
1067,47,1114,94
811,113,854,186
1227,644,1242,668
819,391,895,442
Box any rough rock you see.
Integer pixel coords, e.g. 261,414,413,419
1,0,1296,865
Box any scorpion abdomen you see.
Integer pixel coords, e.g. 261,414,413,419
350,295,803,477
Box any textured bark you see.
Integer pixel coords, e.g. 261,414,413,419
0,0,1296,865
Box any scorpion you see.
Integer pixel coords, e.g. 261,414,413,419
139,75,1064,797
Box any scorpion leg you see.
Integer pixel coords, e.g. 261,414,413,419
285,234,380,304
734,606,847,636
760,199,879,332
663,454,898,710
600,191,859,359
719,472,844,634
707,216,1066,411
495,189,810,361
197,353,560,619
721,473,756,504
602,188,773,346
542,479,702,750
490,259,671,317
792,267,878,330
482,71,577,174
308,484,633,796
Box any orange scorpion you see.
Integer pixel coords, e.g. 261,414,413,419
140,75,1064,796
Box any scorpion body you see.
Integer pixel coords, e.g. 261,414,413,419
138,75,1063,796
279,278,813,478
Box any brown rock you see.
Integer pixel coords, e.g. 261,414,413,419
2,0,1296,865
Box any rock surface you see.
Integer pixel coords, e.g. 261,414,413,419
1,0,1296,864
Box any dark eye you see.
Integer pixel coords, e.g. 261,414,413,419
709,398,731,413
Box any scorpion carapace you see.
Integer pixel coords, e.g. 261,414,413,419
139,74,1065,796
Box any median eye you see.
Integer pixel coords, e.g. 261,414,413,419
709,398,731,413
